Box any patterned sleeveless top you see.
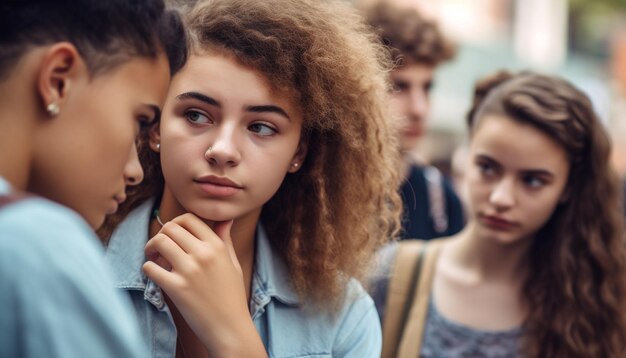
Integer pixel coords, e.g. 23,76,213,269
420,299,523,357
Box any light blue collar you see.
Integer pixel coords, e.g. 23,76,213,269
105,197,155,294
106,197,300,312
252,224,300,308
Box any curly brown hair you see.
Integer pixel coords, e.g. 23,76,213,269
467,71,626,357
359,1,455,67
100,0,402,308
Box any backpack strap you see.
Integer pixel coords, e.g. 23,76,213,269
423,166,448,234
381,240,427,358
396,239,446,357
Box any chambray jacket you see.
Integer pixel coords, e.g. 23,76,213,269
106,198,382,358
0,177,148,358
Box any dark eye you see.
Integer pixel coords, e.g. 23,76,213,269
523,175,545,189
392,80,409,93
185,110,211,124
477,161,497,177
423,81,433,94
249,123,277,136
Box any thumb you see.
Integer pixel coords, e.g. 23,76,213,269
213,220,240,268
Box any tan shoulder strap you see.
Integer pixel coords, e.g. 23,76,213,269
381,240,426,358
396,239,446,357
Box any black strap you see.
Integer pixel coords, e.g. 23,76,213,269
393,242,428,357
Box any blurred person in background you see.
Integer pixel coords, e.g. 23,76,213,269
361,1,465,240
375,71,626,357
0,1,186,356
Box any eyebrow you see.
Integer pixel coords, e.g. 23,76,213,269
476,154,555,178
176,91,220,107
176,91,291,120
245,105,291,120
521,169,554,178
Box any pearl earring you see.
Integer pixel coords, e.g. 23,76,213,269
46,103,60,117
156,143,161,151
292,163,299,168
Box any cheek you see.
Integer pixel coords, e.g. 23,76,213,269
389,96,406,118
524,192,562,226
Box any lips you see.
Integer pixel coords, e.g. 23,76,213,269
480,214,518,231
114,194,126,205
193,175,243,197
401,126,423,137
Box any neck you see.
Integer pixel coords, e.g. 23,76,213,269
400,152,416,181
0,95,37,191
153,185,258,300
0,49,44,190
446,222,532,283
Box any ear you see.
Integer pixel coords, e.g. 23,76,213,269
37,42,84,118
288,138,308,173
148,121,162,152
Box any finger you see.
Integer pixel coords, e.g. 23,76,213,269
213,220,240,269
172,213,221,244
158,221,206,254
142,261,180,292
152,253,172,272
144,233,189,270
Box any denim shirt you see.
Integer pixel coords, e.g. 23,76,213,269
106,198,382,357
0,177,148,358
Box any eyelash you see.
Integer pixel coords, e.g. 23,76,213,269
248,122,277,136
477,161,497,177
185,110,211,125
522,175,546,188
477,160,547,189
184,109,278,137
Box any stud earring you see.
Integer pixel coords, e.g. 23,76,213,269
46,103,60,117
292,163,299,168
156,143,161,151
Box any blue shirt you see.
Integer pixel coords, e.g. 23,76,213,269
0,177,148,358
106,198,382,357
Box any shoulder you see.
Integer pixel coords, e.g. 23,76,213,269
406,164,428,186
0,198,148,357
331,278,382,357
0,197,101,264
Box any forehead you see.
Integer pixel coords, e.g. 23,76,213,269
169,53,300,115
390,62,435,82
471,115,569,171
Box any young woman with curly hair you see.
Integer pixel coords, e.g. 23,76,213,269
373,71,626,357
99,0,402,356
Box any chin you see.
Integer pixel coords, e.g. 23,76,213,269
479,227,526,246
193,207,238,223
88,214,106,231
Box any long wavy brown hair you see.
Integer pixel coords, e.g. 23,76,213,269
100,0,402,308
467,71,626,357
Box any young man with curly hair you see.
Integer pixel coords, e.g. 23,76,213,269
362,1,464,240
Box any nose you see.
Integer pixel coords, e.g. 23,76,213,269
489,177,515,211
205,123,241,167
407,88,429,119
124,143,144,186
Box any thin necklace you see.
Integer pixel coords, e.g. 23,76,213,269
152,208,165,227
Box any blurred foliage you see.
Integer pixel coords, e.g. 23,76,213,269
568,0,626,58
570,0,626,12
